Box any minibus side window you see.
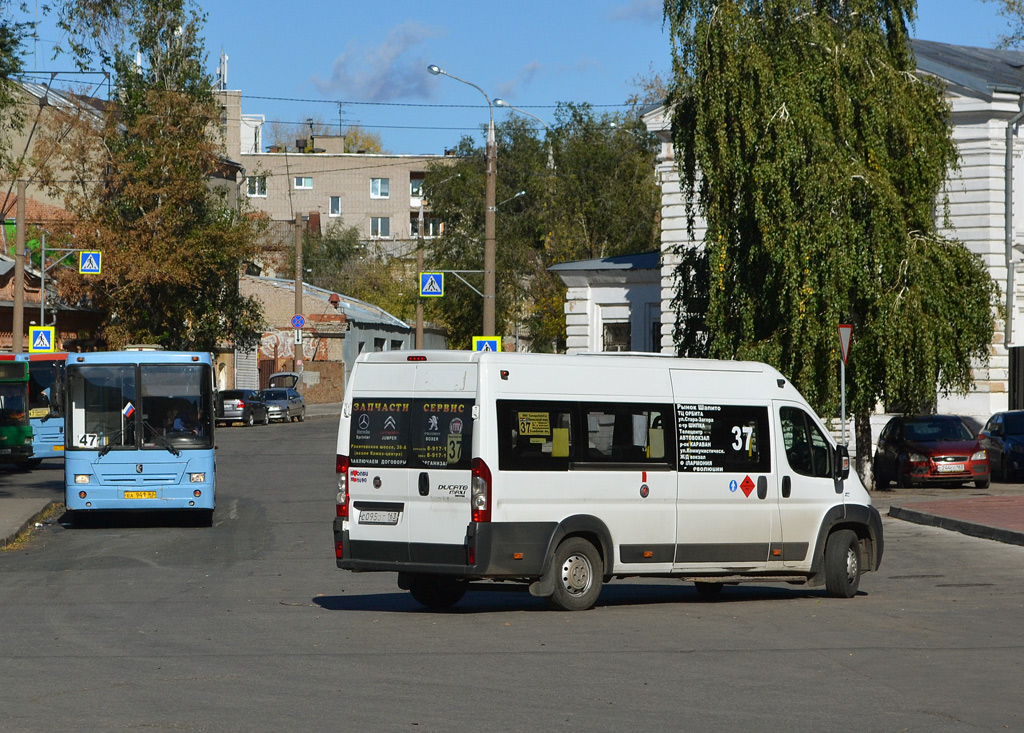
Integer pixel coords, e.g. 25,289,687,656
497,400,573,471
780,406,833,478
579,403,674,467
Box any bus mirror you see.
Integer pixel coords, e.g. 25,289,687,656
833,444,850,491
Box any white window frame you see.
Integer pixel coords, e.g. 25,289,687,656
329,196,342,217
246,175,267,198
371,216,390,238
294,176,313,190
370,178,390,199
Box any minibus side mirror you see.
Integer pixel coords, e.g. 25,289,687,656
833,444,850,493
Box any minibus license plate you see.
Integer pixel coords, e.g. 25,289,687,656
936,463,964,473
124,491,158,499
359,510,399,525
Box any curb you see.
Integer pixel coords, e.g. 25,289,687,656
888,505,1024,548
1,501,60,549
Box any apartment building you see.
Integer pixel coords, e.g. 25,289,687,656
217,90,452,266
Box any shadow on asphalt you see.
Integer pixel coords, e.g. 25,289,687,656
59,509,212,529
313,581,863,614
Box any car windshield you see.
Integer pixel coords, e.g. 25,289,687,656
905,418,973,442
221,391,246,401
263,390,287,400
1003,413,1024,436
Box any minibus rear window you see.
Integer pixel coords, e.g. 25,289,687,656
349,397,474,469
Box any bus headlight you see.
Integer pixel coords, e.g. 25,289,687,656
189,473,206,483
74,474,91,484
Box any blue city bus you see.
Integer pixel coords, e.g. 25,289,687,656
64,351,216,523
14,352,66,469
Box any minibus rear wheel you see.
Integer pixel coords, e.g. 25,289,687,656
547,537,603,611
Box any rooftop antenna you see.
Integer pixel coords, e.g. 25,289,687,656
216,49,228,91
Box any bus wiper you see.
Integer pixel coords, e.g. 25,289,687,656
97,427,125,457
143,420,181,457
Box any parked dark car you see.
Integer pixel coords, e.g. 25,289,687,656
260,388,305,422
873,414,989,489
979,410,1024,481
215,389,269,427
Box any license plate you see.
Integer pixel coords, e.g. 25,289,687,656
358,510,400,525
936,463,965,473
124,491,158,499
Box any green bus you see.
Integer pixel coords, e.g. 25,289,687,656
0,360,33,464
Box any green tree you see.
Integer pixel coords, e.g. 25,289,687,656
42,0,263,350
424,104,660,350
0,3,30,177
665,0,1001,481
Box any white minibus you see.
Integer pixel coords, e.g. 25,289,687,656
333,351,883,611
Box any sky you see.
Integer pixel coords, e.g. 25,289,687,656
19,0,1018,156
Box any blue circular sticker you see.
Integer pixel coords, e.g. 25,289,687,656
729,479,738,493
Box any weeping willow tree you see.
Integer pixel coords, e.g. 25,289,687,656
665,0,1001,482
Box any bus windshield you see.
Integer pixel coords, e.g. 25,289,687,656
26,358,63,418
0,384,28,426
67,362,213,452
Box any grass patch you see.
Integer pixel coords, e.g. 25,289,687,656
1,502,65,551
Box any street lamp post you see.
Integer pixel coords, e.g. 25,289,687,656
427,64,498,338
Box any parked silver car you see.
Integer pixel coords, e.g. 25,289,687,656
216,389,269,427
260,388,305,422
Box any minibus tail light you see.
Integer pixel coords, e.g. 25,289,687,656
336,454,350,518
471,457,491,523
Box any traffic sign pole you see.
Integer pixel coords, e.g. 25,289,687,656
838,324,853,446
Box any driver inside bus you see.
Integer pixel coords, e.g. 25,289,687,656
172,404,202,435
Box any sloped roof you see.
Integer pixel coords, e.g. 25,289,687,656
246,275,409,330
912,39,1024,96
548,251,659,274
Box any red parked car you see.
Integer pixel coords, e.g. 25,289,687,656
873,414,990,489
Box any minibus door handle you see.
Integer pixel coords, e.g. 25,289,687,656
757,475,767,500
418,472,430,496
782,476,792,499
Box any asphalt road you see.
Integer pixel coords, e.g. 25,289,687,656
2,419,1023,732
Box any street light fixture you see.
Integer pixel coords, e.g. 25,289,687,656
428,64,498,338
494,99,554,169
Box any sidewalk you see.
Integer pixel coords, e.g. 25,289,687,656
0,403,343,548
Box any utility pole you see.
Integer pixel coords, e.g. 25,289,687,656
416,204,425,348
294,213,303,375
12,181,26,352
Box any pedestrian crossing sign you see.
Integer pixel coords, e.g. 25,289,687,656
420,272,444,297
29,326,55,353
472,337,501,353
79,251,102,274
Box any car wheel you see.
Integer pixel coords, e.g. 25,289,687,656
245,411,254,427
1000,456,1011,483
895,463,911,489
262,411,269,426
546,537,604,611
408,576,466,610
873,461,890,489
297,407,305,422
976,478,990,489
824,529,861,598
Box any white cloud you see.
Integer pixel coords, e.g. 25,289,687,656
311,21,445,101
607,0,663,24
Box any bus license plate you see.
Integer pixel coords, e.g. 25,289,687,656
936,463,964,473
124,491,158,499
359,510,399,525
